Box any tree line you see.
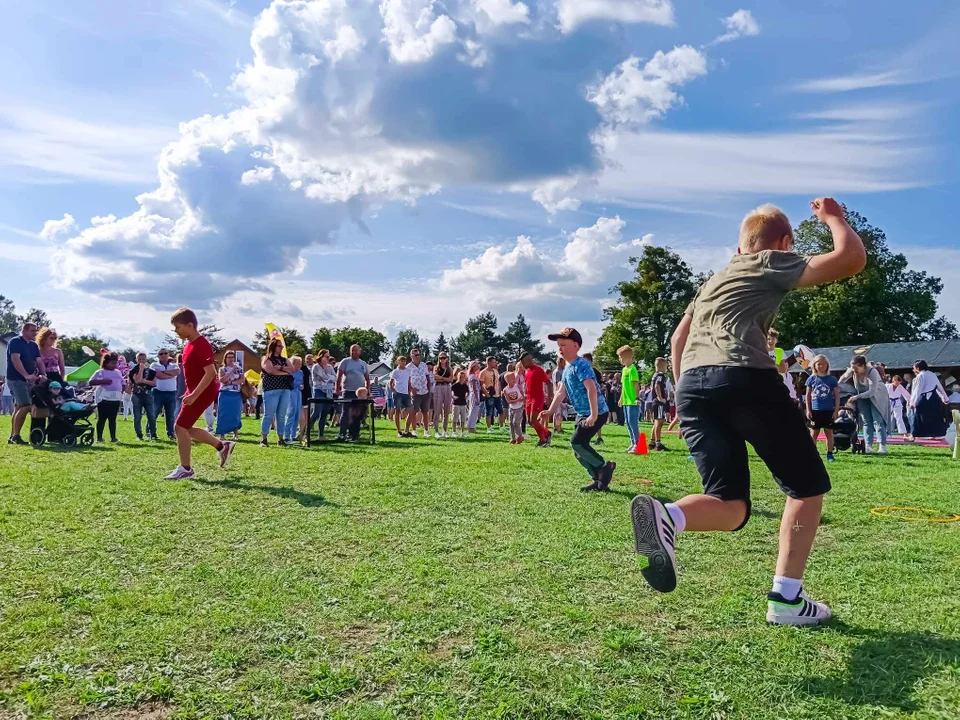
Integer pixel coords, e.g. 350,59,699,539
594,205,958,371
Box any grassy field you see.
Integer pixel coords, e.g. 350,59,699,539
1,414,958,720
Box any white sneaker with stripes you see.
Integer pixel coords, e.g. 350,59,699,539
766,589,832,626
630,494,678,593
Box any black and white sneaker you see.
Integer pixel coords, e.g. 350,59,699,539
580,481,600,493
766,589,832,626
542,431,553,448
630,494,678,593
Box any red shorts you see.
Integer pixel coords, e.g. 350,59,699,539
175,387,218,429
525,399,545,416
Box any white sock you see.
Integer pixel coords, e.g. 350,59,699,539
664,503,686,533
772,575,802,602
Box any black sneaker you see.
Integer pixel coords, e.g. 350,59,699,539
630,494,678,593
8,435,26,445
542,431,553,448
597,462,616,491
259,440,269,448
593,437,605,446
657,443,670,452
580,481,600,492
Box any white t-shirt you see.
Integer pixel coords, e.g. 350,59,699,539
408,361,429,394
151,361,179,392
503,384,524,410
2,382,11,397
391,367,411,394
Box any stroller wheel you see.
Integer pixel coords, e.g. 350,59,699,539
80,433,94,447
62,435,78,448
29,428,46,447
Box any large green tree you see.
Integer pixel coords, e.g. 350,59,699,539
0,295,18,335
252,326,309,358
330,327,390,363
391,329,431,364
595,245,703,369
58,334,108,367
452,313,505,363
432,332,450,358
776,208,958,347
502,314,549,363
18,308,52,329
310,328,335,356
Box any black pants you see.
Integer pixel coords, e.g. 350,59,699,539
255,395,263,420
570,412,608,480
97,400,121,441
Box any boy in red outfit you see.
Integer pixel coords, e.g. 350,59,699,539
164,308,235,479
519,352,553,447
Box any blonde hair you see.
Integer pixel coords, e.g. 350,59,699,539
505,371,516,385
617,345,634,358
811,354,830,374
739,204,792,254
37,327,58,348
655,356,668,371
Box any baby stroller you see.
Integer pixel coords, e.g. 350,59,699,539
832,407,865,454
30,384,96,448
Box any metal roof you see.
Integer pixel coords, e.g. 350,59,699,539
789,339,960,373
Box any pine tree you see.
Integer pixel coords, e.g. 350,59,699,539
502,314,548,362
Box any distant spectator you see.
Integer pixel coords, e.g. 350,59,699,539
152,348,181,440
1,378,13,416
909,359,949,438
217,350,243,441
839,355,890,454
89,352,124,443
6,322,42,445
260,339,294,447
311,349,337,438
129,352,157,440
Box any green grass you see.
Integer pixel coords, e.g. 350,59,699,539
1,415,959,719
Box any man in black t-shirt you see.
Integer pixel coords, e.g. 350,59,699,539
129,352,157,440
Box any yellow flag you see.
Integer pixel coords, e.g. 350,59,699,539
265,323,287,358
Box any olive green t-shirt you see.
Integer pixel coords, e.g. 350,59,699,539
681,250,809,371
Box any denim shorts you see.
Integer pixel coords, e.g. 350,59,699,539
9,380,32,407
394,392,410,410
677,366,830,504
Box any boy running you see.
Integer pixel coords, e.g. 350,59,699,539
165,308,235,479
650,357,670,451
630,199,865,625
540,328,615,492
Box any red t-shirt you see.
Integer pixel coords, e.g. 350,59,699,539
182,336,218,394
524,365,549,405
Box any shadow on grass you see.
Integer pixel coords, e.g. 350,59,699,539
189,477,338,508
797,621,960,712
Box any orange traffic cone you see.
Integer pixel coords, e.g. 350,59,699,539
636,432,649,455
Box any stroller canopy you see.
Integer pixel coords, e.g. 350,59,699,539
66,360,99,382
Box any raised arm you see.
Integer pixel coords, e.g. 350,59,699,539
796,198,866,288
671,315,692,383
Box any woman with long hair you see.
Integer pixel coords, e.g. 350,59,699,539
36,327,65,383
260,339,294,446
89,352,124,443
217,350,243,441
909,359,950,439
432,352,453,437
839,355,890,454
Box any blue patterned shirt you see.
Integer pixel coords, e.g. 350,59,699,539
562,356,608,418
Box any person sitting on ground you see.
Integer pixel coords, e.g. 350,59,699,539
631,198,865,627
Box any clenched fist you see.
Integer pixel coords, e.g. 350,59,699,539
810,197,844,223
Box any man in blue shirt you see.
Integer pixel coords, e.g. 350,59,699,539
6,322,43,445
540,327,614,492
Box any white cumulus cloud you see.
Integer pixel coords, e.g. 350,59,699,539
40,213,76,241
474,0,529,27
588,45,707,124
380,0,458,63
556,0,674,34
241,166,276,185
711,9,760,45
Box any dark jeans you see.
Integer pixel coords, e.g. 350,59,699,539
97,400,121,441
153,389,178,437
311,389,332,435
338,391,364,440
132,392,156,438
570,412,608,480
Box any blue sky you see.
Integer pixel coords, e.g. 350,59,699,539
1,0,958,354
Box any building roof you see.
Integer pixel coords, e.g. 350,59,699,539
789,339,960,373
0,331,17,344
367,361,391,374
221,338,258,355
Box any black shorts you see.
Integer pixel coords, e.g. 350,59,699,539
809,409,835,430
676,366,831,504
652,402,668,420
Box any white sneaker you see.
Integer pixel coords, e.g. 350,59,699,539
451,431,458,438
863,443,873,454
442,432,449,438
630,495,677,593
766,589,832,626
487,428,494,434
218,440,236,469
164,465,195,480
397,432,404,438
877,444,887,455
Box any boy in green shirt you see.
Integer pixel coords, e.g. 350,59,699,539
617,345,641,453
630,198,865,626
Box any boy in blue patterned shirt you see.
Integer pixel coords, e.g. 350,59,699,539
540,328,615,492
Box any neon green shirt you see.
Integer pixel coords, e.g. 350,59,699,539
621,364,640,405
